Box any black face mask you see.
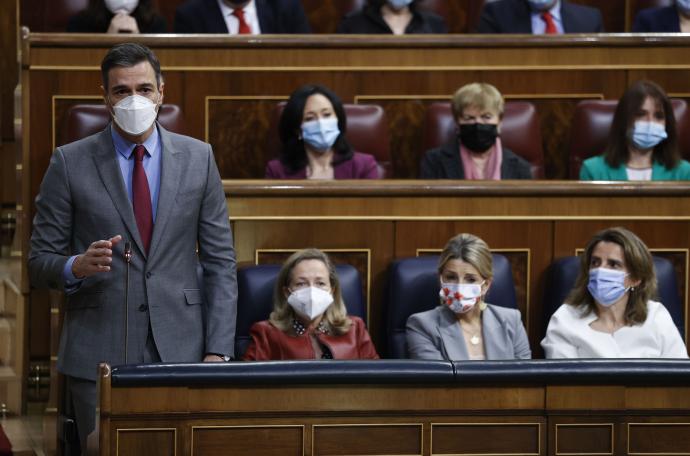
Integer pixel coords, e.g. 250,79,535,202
458,123,499,152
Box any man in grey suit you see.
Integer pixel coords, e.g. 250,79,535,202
29,43,237,454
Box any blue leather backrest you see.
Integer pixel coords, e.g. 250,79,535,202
386,254,516,359
542,256,684,338
235,263,366,359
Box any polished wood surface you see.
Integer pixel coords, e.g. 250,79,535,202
95,364,690,456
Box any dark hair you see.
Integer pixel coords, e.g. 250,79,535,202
79,0,159,33
604,80,680,169
101,42,162,89
278,84,353,173
566,227,656,325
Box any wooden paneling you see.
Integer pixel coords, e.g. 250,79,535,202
192,425,303,456
628,422,690,455
554,423,615,455
313,424,422,455
431,422,541,455
115,428,175,456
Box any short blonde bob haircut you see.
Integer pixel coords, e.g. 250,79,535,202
269,248,352,335
451,82,505,120
566,227,656,325
438,233,493,282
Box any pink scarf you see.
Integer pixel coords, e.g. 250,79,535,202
459,137,503,180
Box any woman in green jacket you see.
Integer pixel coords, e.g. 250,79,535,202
580,80,690,181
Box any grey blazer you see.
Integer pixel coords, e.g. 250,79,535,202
406,304,531,360
29,124,238,380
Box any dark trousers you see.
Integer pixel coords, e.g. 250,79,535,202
64,326,161,455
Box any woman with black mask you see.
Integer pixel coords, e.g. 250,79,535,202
419,83,532,180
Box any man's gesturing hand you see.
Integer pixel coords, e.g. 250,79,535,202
72,235,123,279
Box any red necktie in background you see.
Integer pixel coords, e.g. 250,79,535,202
232,8,251,34
132,144,153,253
541,11,558,34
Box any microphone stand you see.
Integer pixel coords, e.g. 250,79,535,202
123,242,132,364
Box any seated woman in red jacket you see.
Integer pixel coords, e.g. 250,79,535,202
265,84,381,179
243,248,379,360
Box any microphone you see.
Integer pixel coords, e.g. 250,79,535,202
123,242,132,364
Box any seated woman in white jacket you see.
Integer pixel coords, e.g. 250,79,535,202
406,233,531,360
542,226,688,358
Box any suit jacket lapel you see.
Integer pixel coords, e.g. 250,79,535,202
560,1,575,33
255,0,274,33
441,139,464,178
147,125,183,260
482,306,505,359
206,0,230,33
517,0,534,33
92,126,146,255
438,307,469,360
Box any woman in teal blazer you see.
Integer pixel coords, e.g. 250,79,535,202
580,80,690,181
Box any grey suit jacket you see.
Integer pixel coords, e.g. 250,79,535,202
406,304,531,360
29,124,238,380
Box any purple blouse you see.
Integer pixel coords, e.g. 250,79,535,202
265,152,381,179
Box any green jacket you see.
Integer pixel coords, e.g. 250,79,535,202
580,155,690,181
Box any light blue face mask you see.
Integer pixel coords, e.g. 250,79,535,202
527,0,556,12
630,121,668,150
587,268,630,307
301,117,340,152
678,0,690,16
387,0,413,10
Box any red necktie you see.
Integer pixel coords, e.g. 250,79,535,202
132,145,153,253
541,11,558,34
232,8,251,34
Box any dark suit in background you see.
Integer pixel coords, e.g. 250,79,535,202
419,138,533,179
174,0,311,33
337,5,448,34
477,0,604,33
632,6,682,32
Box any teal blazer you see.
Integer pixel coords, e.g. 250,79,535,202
580,155,690,181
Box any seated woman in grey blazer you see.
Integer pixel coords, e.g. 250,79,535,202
406,233,531,360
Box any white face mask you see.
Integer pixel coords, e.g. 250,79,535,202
440,282,484,314
104,0,139,14
287,287,334,321
111,94,159,136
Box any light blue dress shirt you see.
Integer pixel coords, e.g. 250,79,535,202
62,125,163,287
530,1,564,34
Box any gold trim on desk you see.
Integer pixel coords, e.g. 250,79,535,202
355,93,605,103
254,248,372,325
229,215,690,222
190,424,305,456
430,422,541,456
116,427,177,456
311,423,423,456
31,64,690,72
554,423,614,456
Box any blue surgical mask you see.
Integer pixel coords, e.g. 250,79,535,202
587,268,630,307
387,0,413,10
630,121,668,150
678,0,690,16
527,0,556,12
301,117,340,152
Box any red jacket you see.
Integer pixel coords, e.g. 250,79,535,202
243,316,379,360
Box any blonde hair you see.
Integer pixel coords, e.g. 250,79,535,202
269,248,352,335
566,227,656,325
438,233,493,281
451,83,505,120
